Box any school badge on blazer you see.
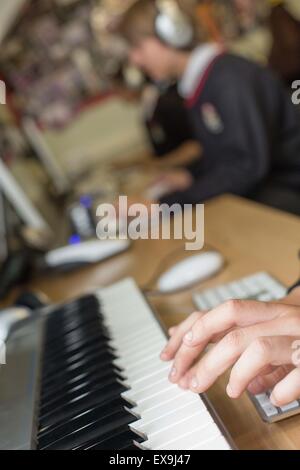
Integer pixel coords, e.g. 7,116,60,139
201,103,224,134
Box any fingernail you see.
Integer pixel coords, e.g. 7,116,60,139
161,346,168,355
179,378,189,390
169,367,177,379
184,331,193,343
190,377,199,390
270,393,279,407
226,384,235,398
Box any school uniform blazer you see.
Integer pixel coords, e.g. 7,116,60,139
160,53,300,206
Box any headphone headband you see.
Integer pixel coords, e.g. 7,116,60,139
155,0,195,49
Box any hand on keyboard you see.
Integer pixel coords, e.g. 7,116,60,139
161,293,300,409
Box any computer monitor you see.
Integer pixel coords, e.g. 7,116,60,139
0,190,8,264
0,157,51,234
22,118,71,196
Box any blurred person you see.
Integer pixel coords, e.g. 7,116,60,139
111,62,199,168
116,0,300,215
140,79,194,159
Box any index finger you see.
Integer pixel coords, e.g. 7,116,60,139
183,300,291,350
160,311,204,361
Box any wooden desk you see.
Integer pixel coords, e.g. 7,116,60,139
28,194,300,450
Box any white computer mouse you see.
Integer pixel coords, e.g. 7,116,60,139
0,308,31,342
45,239,130,270
157,251,224,293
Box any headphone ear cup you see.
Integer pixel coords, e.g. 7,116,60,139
155,10,194,49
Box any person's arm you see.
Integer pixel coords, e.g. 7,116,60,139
160,71,273,205
153,141,202,169
161,285,300,407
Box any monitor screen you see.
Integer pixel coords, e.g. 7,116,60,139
0,157,50,233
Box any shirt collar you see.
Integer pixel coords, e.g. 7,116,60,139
178,43,223,99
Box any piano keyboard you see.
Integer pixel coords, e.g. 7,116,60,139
0,279,233,450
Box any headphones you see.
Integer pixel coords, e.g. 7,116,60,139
154,0,195,49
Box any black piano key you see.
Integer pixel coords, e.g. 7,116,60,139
44,324,107,352
123,441,144,451
42,350,118,384
43,333,112,363
97,433,144,451
49,312,103,329
39,409,136,450
77,426,138,451
45,318,102,341
42,342,115,377
43,337,112,368
41,360,124,395
39,382,128,429
46,308,103,332
38,397,129,442
49,314,99,330
40,373,123,412
41,368,124,402
36,293,146,451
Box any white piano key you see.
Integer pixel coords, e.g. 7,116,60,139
130,393,201,428
106,311,154,325
104,305,152,321
128,367,170,392
156,423,221,450
109,334,167,355
122,378,173,404
123,360,170,382
109,322,159,339
130,400,204,436
111,328,165,351
114,351,161,372
97,278,232,450
132,386,187,414
123,380,177,407
113,341,164,368
191,435,231,450
143,414,217,450
114,337,165,361
106,318,155,334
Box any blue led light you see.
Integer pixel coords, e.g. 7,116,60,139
69,234,82,245
80,195,93,208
